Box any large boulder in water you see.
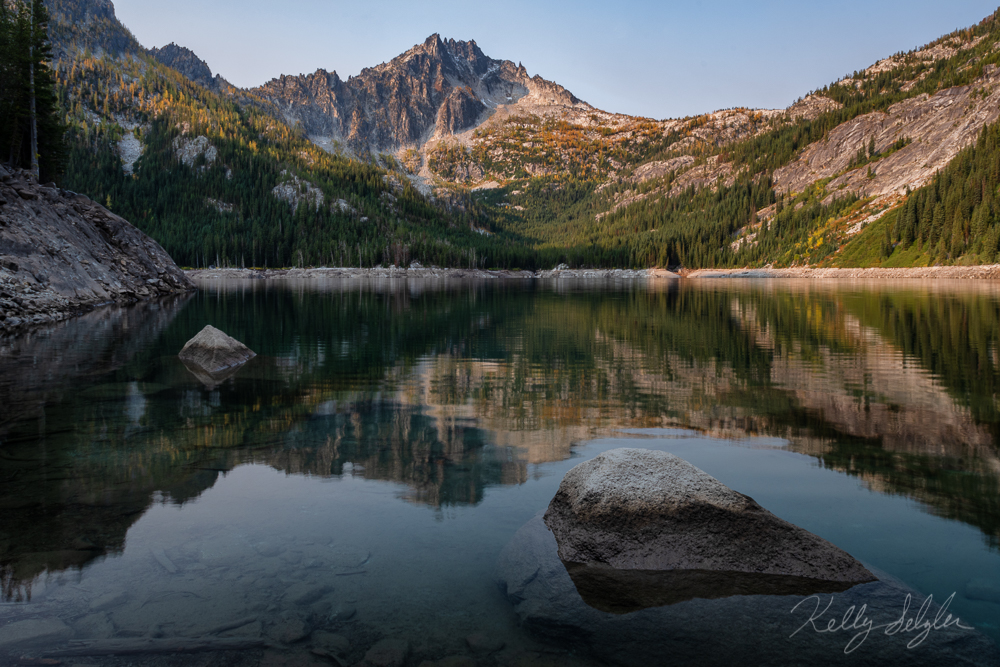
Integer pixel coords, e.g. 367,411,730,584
178,325,256,375
497,449,999,664
543,448,876,590
497,514,998,666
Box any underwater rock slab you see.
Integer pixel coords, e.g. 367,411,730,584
178,325,255,375
0,618,73,649
543,448,875,586
497,515,1000,666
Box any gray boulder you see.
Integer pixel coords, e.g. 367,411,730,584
178,325,256,375
543,448,875,590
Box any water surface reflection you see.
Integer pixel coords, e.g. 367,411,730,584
0,277,998,661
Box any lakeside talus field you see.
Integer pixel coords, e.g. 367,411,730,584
26,0,1000,269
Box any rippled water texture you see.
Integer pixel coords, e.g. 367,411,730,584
1,277,999,666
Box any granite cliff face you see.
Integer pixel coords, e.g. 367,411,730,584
775,65,1000,199
0,164,195,332
251,34,587,153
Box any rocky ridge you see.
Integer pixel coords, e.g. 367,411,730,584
251,34,585,156
44,0,141,60
775,64,1000,199
0,164,195,331
148,42,230,92
40,0,1000,270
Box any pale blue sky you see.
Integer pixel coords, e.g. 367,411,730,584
113,0,1000,118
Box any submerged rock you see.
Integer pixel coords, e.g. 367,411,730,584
178,325,256,376
543,448,875,589
285,583,332,606
312,631,350,655
465,632,504,654
497,514,999,666
266,616,311,644
0,618,73,649
327,602,357,623
964,578,1000,603
363,638,410,667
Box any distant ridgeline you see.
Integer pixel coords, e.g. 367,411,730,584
31,0,1000,268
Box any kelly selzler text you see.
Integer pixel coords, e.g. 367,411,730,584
789,592,975,653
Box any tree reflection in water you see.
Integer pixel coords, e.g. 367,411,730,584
2,276,999,603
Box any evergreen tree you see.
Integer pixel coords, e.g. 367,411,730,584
0,0,66,181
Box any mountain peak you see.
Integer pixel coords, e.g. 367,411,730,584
149,43,216,90
422,33,444,55
252,32,586,152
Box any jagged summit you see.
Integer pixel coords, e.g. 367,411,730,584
41,3,587,156
148,43,218,90
252,33,587,153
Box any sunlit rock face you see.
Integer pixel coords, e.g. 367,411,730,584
250,34,584,154
148,42,221,91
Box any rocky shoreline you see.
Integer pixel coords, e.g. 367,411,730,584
186,266,675,281
684,265,1000,279
0,166,194,333
188,264,1000,282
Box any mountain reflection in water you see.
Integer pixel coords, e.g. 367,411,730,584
1,277,999,616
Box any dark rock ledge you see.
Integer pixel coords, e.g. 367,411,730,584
0,164,194,332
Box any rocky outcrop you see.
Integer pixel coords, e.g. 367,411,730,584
631,156,696,184
0,164,195,332
251,34,587,153
178,325,256,375
786,94,844,121
775,65,1000,198
272,170,324,210
543,449,875,585
172,135,218,168
436,86,487,135
43,0,142,58
149,42,223,91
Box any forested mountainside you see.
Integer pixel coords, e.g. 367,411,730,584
28,0,1000,269
444,9,1000,269
36,0,529,270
